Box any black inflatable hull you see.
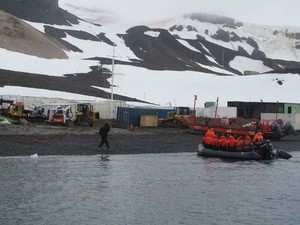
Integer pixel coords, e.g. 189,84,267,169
197,145,263,160
197,144,294,160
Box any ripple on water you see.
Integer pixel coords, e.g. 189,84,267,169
0,153,299,225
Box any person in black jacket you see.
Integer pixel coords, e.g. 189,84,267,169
99,123,110,149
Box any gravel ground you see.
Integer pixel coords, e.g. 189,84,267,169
0,123,201,157
0,123,299,157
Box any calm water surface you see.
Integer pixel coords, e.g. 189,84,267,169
0,152,300,225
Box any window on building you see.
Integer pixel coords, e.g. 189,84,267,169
278,105,284,113
288,107,292,114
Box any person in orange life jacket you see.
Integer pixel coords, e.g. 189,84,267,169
219,134,228,150
243,135,253,152
203,128,215,148
210,134,218,149
202,135,211,148
227,134,235,151
253,132,264,147
235,136,244,151
205,128,215,138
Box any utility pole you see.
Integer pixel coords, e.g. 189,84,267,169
110,43,116,119
193,95,197,126
111,43,115,101
213,97,219,126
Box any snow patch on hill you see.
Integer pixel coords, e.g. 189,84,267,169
0,48,97,76
101,64,300,106
230,56,272,74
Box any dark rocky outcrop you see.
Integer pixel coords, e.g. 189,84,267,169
0,0,80,25
251,49,266,59
44,25,115,51
122,26,217,73
211,29,230,42
169,25,198,32
186,13,243,29
238,46,250,56
0,68,145,103
96,33,115,46
246,37,259,49
230,32,242,42
186,25,198,32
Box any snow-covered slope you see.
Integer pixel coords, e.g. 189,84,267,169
153,14,300,62
0,1,300,107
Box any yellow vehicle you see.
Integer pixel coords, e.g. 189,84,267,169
166,107,191,120
75,103,99,127
9,102,31,117
162,107,191,127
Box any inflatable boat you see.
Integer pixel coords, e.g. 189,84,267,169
197,140,292,160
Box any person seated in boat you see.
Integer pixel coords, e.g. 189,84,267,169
202,135,211,148
218,134,228,150
253,132,264,148
210,134,219,150
205,128,215,137
227,134,235,151
243,135,254,152
235,136,244,151
202,128,215,148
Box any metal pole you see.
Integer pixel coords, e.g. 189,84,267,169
111,43,115,101
214,97,219,126
110,43,115,119
276,100,278,121
193,95,197,125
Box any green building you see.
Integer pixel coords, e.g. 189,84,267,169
243,70,260,76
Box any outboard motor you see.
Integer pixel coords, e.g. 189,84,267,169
259,140,276,160
277,150,293,160
271,122,284,138
284,122,298,136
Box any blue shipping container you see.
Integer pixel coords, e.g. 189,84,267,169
117,107,174,127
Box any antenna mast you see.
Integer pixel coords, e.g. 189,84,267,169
111,43,115,101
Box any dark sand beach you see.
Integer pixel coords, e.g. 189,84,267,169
0,123,201,156
0,122,299,157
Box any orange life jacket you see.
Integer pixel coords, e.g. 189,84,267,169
227,135,235,148
235,137,244,151
219,135,228,148
210,135,218,147
253,132,263,145
205,129,215,138
202,136,209,145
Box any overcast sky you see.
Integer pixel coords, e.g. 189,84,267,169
60,0,300,27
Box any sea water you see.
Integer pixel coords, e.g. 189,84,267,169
0,152,299,225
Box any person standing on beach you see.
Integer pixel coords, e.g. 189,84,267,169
99,123,110,149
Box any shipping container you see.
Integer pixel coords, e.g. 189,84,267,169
117,107,174,127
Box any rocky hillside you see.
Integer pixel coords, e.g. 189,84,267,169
0,10,68,59
0,0,300,104
0,0,80,25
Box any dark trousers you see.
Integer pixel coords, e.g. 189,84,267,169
99,136,109,149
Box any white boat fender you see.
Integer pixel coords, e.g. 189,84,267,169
30,153,38,159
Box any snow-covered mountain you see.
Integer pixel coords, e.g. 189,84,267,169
0,0,300,107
